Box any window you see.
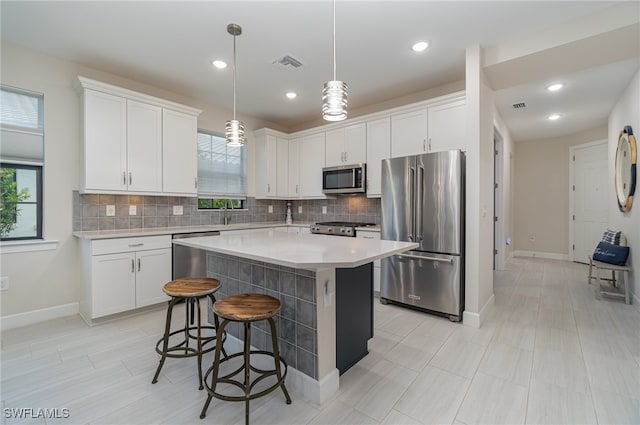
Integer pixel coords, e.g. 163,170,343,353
0,86,44,241
197,130,246,209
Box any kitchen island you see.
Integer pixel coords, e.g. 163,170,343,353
172,229,417,404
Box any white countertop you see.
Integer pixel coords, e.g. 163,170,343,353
73,222,315,240
172,229,416,269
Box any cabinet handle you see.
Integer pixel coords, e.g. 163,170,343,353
267,183,270,193
345,151,348,162
129,172,132,185
137,258,141,272
296,184,299,193
123,172,126,185
428,138,432,151
131,259,135,273
194,178,198,189
128,243,144,247
423,139,426,151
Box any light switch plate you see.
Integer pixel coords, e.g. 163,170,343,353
106,205,115,216
268,205,273,213
0,276,9,291
129,205,137,215
298,206,303,214
322,206,327,214
173,205,183,215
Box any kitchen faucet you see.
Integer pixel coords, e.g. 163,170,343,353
223,200,233,225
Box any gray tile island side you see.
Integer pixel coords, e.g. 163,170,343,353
173,229,417,404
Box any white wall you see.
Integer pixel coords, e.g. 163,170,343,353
0,42,280,317
608,68,639,304
512,127,608,257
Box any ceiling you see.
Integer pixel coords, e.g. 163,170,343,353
1,1,638,140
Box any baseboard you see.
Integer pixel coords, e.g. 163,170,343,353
513,250,569,261
1,302,79,331
633,292,640,313
462,293,495,329
222,333,338,405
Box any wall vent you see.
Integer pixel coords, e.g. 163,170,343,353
272,55,303,69
512,102,526,109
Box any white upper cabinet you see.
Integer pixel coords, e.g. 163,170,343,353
276,137,290,198
366,117,391,197
78,76,201,196
427,99,466,153
298,132,326,198
126,100,162,193
288,138,300,198
82,89,128,192
162,108,198,195
325,123,366,167
391,109,428,158
255,129,293,199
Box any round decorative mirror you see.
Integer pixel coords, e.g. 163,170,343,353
615,125,637,212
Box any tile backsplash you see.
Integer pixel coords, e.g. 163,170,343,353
73,192,381,232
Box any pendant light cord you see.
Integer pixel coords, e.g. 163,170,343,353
233,32,237,121
332,0,336,81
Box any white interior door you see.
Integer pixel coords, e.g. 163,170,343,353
572,141,608,263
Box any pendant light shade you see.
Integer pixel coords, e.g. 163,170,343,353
225,23,245,146
322,0,348,121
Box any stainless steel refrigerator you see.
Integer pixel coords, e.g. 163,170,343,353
381,150,465,322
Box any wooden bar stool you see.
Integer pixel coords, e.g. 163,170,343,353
151,277,227,390
200,293,291,424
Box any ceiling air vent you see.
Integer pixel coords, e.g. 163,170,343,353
512,102,526,109
272,55,303,70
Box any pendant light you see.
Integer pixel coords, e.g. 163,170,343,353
322,0,348,121
225,23,245,146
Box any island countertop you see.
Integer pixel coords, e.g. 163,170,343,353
172,229,417,269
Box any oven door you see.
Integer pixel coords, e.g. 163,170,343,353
322,164,366,194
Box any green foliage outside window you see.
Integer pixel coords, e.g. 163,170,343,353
198,198,244,209
0,168,30,237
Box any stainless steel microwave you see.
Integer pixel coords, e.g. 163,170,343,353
322,163,366,194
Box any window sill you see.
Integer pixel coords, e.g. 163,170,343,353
0,239,58,254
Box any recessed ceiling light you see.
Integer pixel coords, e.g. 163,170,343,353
411,41,429,52
548,114,561,121
212,60,227,69
546,83,564,92
285,92,297,99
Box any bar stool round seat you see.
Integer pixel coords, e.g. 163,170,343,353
151,277,226,390
200,293,291,424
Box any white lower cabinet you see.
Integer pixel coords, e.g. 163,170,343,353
82,235,171,321
355,230,381,294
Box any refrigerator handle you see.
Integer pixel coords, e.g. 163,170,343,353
398,253,453,263
409,166,416,241
416,165,424,241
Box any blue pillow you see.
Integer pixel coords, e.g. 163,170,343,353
593,242,630,265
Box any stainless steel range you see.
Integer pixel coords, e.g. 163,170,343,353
310,221,376,237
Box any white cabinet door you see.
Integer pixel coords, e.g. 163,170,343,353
162,108,198,195
325,124,366,166
299,132,326,198
135,248,172,308
356,230,382,293
427,99,466,152
126,100,163,192
276,137,290,198
344,123,366,164
391,109,427,158
91,252,136,317
83,89,127,192
366,117,391,197
265,134,278,196
288,139,300,197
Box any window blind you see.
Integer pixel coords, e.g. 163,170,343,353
0,86,44,164
197,130,246,199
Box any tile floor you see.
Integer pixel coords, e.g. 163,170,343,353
1,257,639,424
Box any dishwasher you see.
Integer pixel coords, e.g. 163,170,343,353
172,231,220,279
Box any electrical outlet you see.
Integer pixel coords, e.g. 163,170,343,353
322,206,327,214
268,205,273,214
129,205,137,215
106,205,115,216
298,206,302,214
1,276,9,291
173,205,183,215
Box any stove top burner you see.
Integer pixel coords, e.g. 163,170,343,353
311,221,377,237
315,221,376,227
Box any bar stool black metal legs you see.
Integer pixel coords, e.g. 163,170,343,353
200,293,291,425
151,277,227,390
